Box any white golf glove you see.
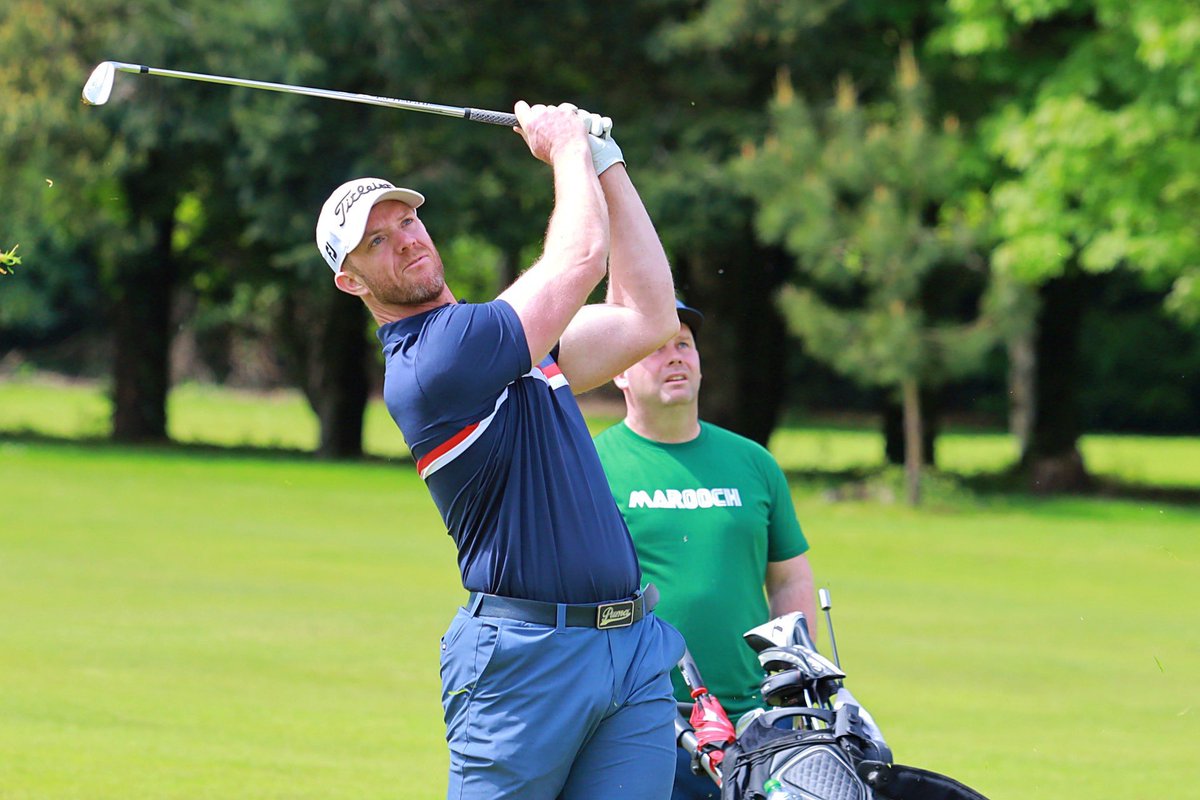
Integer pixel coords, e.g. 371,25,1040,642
575,107,624,176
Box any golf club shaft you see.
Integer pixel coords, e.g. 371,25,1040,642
677,648,708,695
819,588,841,668
106,62,519,126
674,718,723,786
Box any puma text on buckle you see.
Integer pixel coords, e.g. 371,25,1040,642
596,599,635,629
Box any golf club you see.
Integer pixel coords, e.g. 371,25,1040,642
819,587,841,668
676,648,735,782
756,646,844,682
742,611,813,652
81,61,519,127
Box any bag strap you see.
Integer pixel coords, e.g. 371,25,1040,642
858,761,991,800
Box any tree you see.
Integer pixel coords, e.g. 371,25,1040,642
0,2,115,363
636,0,989,445
737,48,1000,503
933,0,1200,489
1,0,260,442
635,0,856,443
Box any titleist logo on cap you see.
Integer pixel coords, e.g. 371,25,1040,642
333,180,395,227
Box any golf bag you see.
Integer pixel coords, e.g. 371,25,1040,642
675,602,990,800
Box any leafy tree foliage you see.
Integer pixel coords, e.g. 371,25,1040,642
0,0,260,439
738,48,999,502
0,2,114,351
5,0,1200,484
933,0,1200,487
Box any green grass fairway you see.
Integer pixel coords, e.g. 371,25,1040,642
798,494,1199,798
2,438,1197,799
0,442,459,799
4,375,1200,488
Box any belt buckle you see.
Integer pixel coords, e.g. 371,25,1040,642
596,599,635,629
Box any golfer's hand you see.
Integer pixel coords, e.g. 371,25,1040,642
514,101,591,166
575,109,624,176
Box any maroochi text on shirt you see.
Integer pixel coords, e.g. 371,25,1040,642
626,487,742,510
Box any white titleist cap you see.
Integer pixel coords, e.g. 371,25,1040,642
315,177,425,273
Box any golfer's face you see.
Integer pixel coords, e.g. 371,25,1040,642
348,200,445,305
626,324,702,407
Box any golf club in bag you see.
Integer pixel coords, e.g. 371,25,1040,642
676,647,738,787
675,589,991,800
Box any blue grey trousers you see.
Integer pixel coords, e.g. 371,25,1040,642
440,602,686,800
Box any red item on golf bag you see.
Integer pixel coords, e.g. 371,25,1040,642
689,692,736,765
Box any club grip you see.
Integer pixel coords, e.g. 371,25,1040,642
465,107,519,127
677,648,706,695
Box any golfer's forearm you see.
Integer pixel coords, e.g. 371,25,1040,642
767,556,817,638
601,165,677,345
500,142,611,363
544,144,609,280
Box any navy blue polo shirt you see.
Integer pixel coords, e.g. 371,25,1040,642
377,299,641,604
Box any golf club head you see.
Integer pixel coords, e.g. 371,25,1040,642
743,612,811,652
82,62,116,106
798,647,843,680
757,646,845,681
759,668,811,707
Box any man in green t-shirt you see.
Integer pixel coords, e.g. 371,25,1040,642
593,300,816,800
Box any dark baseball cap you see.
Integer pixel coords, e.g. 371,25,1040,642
676,299,703,335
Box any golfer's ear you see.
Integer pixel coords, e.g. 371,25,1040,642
334,270,369,297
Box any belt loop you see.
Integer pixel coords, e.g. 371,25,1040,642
467,592,485,618
642,583,658,613
555,603,567,630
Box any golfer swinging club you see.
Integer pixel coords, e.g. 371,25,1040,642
315,101,685,798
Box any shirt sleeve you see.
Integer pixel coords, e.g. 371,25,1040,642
413,300,532,405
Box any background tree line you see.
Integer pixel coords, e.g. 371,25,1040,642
2,0,1198,494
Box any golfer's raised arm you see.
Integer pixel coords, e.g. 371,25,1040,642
498,101,610,367
558,162,678,392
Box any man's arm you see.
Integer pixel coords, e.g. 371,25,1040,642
766,553,818,640
498,102,611,367
557,162,679,393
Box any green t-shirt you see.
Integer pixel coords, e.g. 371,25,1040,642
593,420,808,717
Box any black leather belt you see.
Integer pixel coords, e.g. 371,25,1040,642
468,584,659,630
